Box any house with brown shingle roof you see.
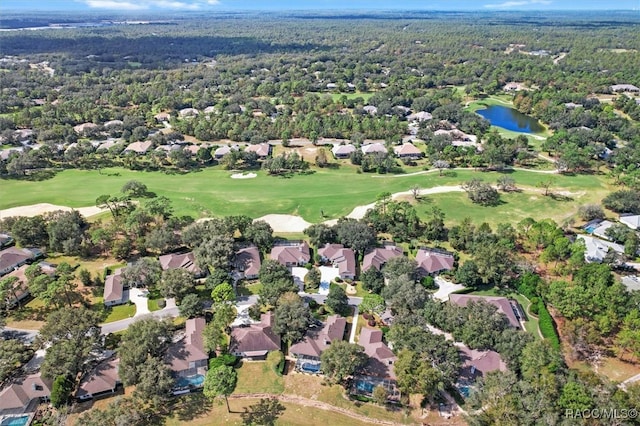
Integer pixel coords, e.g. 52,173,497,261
73,122,98,134
76,357,121,401
361,143,387,155
449,294,522,329
458,346,507,381
165,317,209,379
318,244,356,280
230,312,281,360
245,142,272,158
361,245,403,272
103,268,127,307
214,144,240,159
154,112,171,122
3,263,55,308
0,247,35,277
331,144,356,159
0,373,52,416
408,111,433,122
124,140,153,154
289,315,346,360
235,246,261,280
393,142,422,159
270,241,311,267
358,327,396,379
159,252,204,277
415,248,455,277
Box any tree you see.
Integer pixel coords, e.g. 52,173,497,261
10,215,48,247
244,220,274,253
179,293,203,319
602,190,640,214
372,385,388,405
204,365,237,413
360,293,386,316
536,178,555,197
0,339,33,382
45,210,86,254
122,258,162,288
320,341,367,385
121,180,149,198
382,276,429,315
361,267,385,294
381,256,418,281
194,235,235,271
325,285,349,315
118,317,172,386
50,375,73,408
259,259,293,286
273,292,311,344
211,282,235,303
304,224,337,247
241,397,286,426
462,178,500,206
577,204,605,221
315,148,329,168
134,356,175,404
304,267,321,291
496,175,516,192
432,159,450,176
334,219,377,255
455,260,482,288
394,349,442,396
159,268,194,302
39,307,102,380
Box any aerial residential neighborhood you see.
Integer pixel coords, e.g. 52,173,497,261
1,3,640,426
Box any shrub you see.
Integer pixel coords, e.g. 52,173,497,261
362,313,371,320
267,351,285,375
578,204,605,221
335,277,343,283
367,319,376,327
209,354,238,369
157,299,166,309
248,303,262,321
50,376,73,408
603,190,640,214
537,301,560,349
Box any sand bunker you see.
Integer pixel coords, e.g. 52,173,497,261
230,172,257,179
254,214,313,233
0,203,107,219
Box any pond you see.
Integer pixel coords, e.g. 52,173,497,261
476,104,545,134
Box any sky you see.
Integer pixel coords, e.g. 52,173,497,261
1,0,638,12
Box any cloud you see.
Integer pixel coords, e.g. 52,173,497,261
81,0,221,9
484,0,551,8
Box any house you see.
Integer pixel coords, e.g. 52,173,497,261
361,143,387,155
458,346,507,381
564,102,583,109
358,327,396,379
415,248,455,276
213,145,239,159
123,140,153,154
154,112,171,122
591,220,615,240
178,108,200,118
0,373,52,416
235,246,261,280
361,244,403,272
611,84,640,93
393,142,422,159
290,315,346,360
103,268,127,307
577,235,625,263
229,312,281,360
621,276,640,292
270,241,311,267
363,105,378,115
0,247,35,277
159,251,204,277
76,357,121,401
407,111,433,122
0,233,14,248
3,263,55,308
317,244,356,279
165,317,209,378
331,144,356,159
326,83,337,90
96,140,119,152
245,142,272,158
503,82,526,92
449,294,522,329
203,106,217,114
103,119,123,128
620,215,640,230
73,122,98,134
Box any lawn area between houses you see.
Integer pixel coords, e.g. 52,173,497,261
103,302,136,323
0,166,612,226
234,361,285,394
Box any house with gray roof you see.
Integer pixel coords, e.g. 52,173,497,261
235,246,261,280
214,145,239,159
576,235,625,263
361,142,387,155
0,247,36,277
103,268,127,307
620,215,640,230
611,84,640,93
124,140,153,154
621,276,640,292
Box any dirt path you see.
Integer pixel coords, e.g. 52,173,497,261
230,393,412,425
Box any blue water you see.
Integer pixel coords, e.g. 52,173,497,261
356,380,375,393
476,105,544,134
175,374,204,388
301,363,320,373
584,225,597,234
1,416,30,426
320,282,329,291
459,386,471,398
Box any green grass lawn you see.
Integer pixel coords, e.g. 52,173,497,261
147,288,164,312
0,166,612,226
234,361,285,394
103,302,136,323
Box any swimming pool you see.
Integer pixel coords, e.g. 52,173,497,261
319,281,330,295
300,362,321,373
584,225,597,233
1,415,30,426
175,374,205,388
459,386,471,398
355,380,375,393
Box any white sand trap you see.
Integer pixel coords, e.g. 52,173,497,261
254,214,313,233
0,203,107,219
230,172,257,179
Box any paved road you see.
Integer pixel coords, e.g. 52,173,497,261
1,326,39,344
100,306,180,335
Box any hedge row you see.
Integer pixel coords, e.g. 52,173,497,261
537,300,560,349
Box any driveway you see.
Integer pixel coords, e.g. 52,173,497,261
318,266,340,295
291,267,308,292
432,276,465,302
129,288,151,317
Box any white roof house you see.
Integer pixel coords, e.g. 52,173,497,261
577,235,625,263
591,220,615,240
620,215,640,230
